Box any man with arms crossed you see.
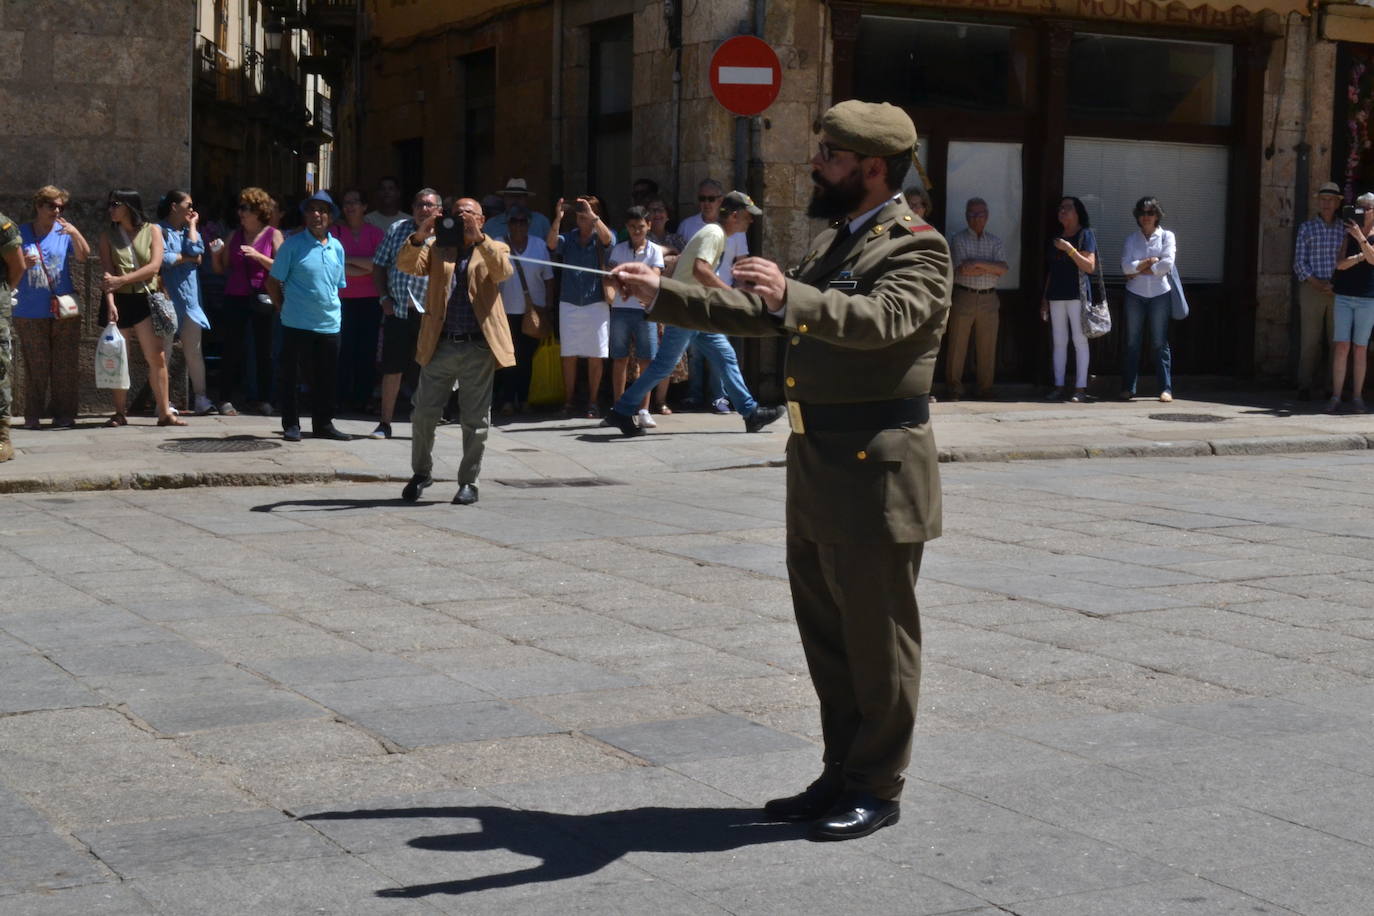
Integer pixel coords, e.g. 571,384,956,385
614,102,951,841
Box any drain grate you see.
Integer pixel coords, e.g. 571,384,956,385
1148,413,1230,423
159,437,282,453
494,476,624,489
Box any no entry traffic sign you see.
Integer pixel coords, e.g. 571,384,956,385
709,35,782,117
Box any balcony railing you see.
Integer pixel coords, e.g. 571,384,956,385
305,0,357,33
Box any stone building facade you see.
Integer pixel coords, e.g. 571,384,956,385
1,0,195,412
355,0,1368,390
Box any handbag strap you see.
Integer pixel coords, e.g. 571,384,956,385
32,229,61,291
512,247,536,309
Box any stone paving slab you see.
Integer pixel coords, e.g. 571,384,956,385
4,452,1374,912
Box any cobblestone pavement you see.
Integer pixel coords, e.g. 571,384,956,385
2,448,1373,914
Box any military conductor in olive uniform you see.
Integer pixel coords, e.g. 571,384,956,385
613,101,951,841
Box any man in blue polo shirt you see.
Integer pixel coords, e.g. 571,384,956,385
267,190,350,441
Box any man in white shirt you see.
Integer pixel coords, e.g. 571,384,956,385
365,176,408,232
945,197,1008,399
493,205,554,414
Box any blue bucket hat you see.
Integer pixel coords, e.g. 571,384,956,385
300,190,340,219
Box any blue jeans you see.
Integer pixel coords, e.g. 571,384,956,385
1122,290,1172,394
615,327,756,417
686,341,725,402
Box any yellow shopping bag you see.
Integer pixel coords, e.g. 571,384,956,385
527,336,566,407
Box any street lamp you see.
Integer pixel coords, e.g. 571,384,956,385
264,19,283,54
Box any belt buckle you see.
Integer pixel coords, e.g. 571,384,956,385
786,401,806,434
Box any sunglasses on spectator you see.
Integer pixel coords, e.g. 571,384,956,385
237,203,252,211
107,201,124,209
41,201,65,211
698,194,721,203
304,205,332,215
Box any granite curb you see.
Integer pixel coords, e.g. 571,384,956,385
6,433,1374,494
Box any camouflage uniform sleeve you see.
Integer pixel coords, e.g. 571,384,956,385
0,214,21,255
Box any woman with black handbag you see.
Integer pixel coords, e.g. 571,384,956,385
98,188,186,427
1041,196,1097,402
211,187,283,417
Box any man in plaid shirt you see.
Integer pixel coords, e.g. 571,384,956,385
945,197,1008,399
1293,182,1345,399
370,188,442,438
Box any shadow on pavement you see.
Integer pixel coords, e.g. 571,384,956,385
300,804,801,897
250,497,423,512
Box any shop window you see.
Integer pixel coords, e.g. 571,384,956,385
462,49,496,198
855,17,1029,112
1063,137,1227,282
945,141,1023,288
589,17,633,218
1067,35,1232,127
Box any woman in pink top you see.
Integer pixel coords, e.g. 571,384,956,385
332,189,384,411
211,186,282,416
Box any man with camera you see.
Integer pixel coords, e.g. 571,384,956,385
397,198,515,505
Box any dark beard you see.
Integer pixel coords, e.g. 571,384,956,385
806,168,867,220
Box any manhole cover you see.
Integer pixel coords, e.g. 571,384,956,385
159,437,282,453
1148,413,1230,423
493,476,623,489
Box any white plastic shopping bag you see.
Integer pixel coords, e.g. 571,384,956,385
94,321,129,389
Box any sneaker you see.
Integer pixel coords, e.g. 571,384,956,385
282,425,302,442
218,401,238,417
1158,391,1173,403
586,405,601,419
1068,389,1088,403
637,408,656,428
1044,387,1064,401
369,422,392,440
712,397,732,414
194,396,216,415
1324,396,1341,414
1119,390,1134,401
745,404,785,433
1353,398,1369,414
605,408,644,437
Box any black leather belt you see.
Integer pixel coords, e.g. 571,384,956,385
954,285,998,294
792,396,930,433
443,331,483,342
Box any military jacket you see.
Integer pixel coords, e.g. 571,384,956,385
650,197,952,544
0,212,19,317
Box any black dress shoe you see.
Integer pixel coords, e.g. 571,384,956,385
282,425,302,442
312,426,352,441
763,772,844,822
809,792,900,841
744,404,785,433
605,408,644,437
401,474,432,503
453,484,479,505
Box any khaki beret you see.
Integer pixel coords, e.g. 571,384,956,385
815,100,918,158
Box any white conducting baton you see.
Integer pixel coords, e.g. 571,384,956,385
508,254,614,277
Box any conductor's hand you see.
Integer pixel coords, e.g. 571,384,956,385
731,257,787,312
611,261,661,306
